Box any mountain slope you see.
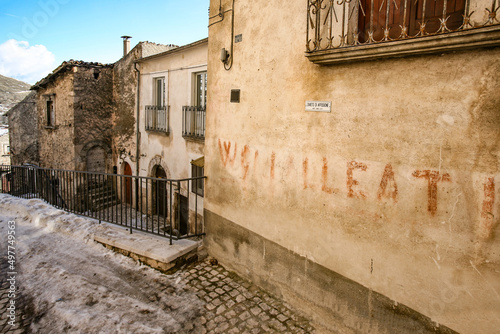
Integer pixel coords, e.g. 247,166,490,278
0,74,31,114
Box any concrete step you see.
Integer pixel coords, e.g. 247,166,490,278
92,225,201,273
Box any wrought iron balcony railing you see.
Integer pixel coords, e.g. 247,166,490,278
306,0,500,54
145,105,169,133
182,106,206,140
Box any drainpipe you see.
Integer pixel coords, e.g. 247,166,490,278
134,61,141,188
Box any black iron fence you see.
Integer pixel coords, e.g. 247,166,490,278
0,165,205,244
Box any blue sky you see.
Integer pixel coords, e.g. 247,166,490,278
0,0,209,84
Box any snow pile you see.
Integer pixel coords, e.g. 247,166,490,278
0,194,204,333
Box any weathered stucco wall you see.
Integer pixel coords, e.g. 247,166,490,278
8,91,38,165
205,0,500,333
138,41,207,180
136,40,207,221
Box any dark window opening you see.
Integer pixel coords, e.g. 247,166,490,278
46,100,54,126
191,165,204,197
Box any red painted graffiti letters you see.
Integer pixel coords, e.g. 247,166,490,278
412,170,451,216
322,157,335,194
479,177,495,240
218,139,237,167
347,161,368,199
241,145,250,180
303,158,310,189
377,164,398,202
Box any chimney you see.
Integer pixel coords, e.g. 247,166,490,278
121,36,132,57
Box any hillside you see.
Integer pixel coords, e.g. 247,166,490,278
0,74,31,115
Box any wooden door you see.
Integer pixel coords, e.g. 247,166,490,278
154,166,167,217
123,162,132,205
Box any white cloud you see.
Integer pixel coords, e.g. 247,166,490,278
0,39,55,84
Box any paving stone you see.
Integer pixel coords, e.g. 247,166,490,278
235,294,246,303
277,314,288,322
239,311,251,321
216,304,226,315
250,306,261,316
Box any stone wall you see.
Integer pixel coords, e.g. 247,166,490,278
8,91,38,166
73,66,114,172
36,70,76,170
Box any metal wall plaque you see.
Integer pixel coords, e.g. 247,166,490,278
305,101,331,112
231,89,240,103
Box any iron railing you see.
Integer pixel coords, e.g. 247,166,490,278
182,106,206,139
145,105,169,133
306,0,500,51
0,165,205,244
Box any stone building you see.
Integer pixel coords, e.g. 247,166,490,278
6,91,37,166
31,61,114,172
15,39,176,173
204,0,500,333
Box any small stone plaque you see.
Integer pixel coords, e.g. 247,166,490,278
305,101,331,112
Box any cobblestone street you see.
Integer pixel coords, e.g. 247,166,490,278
173,260,316,334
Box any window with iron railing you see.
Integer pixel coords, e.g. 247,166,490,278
306,0,500,64
145,105,169,133
183,71,207,140
182,106,206,139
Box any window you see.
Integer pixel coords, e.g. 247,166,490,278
191,157,204,197
2,144,9,156
46,97,55,127
357,0,465,42
182,71,207,139
153,77,165,107
195,72,207,107
145,77,168,133
306,0,499,64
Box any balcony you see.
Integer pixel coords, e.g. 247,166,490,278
306,0,500,64
182,106,205,140
145,105,169,133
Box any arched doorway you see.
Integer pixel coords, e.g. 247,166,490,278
153,165,167,217
86,146,106,173
123,162,132,205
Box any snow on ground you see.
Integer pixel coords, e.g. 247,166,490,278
0,194,204,333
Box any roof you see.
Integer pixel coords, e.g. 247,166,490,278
137,38,208,63
31,60,114,90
